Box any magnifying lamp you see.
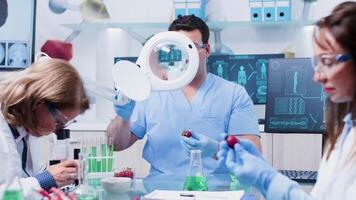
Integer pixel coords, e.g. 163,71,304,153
48,0,110,20
37,31,200,107
112,31,200,103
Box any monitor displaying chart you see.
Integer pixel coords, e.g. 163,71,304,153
0,0,36,70
207,54,285,104
265,58,325,133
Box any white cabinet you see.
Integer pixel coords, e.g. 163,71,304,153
260,126,322,170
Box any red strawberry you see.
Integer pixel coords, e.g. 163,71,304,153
226,136,238,148
182,130,192,138
114,167,134,179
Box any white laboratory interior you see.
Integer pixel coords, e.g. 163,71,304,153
0,0,355,199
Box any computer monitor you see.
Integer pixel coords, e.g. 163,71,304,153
265,58,325,133
207,54,285,104
115,49,183,65
114,56,138,64
0,0,36,70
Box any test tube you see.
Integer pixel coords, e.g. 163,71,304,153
96,138,101,173
108,137,114,172
101,138,107,172
80,138,92,173
91,140,97,173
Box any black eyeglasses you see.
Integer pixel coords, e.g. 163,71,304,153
312,53,352,73
46,102,76,129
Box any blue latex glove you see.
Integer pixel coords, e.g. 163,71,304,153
180,131,219,158
218,133,264,160
217,135,264,168
217,140,277,197
113,95,135,121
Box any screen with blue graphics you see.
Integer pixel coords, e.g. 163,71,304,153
114,57,138,64
115,49,183,65
265,58,325,133
207,54,285,104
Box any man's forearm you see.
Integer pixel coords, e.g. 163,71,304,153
106,117,137,151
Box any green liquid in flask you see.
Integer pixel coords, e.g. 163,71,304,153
2,190,24,200
77,196,98,200
183,176,208,191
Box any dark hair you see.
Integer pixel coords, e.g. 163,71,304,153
315,1,356,61
314,1,356,159
168,15,210,44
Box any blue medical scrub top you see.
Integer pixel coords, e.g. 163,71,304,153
131,73,259,175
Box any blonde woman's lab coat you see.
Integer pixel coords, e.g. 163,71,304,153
0,112,51,198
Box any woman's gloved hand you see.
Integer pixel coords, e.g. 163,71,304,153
217,140,277,197
218,134,264,160
113,94,135,121
217,135,264,169
180,131,219,158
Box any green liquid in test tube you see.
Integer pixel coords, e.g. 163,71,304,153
108,138,114,172
96,153,101,173
101,143,107,172
91,146,97,173
96,138,101,173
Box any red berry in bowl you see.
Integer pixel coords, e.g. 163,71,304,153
225,135,238,148
182,130,192,138
114,167,134,179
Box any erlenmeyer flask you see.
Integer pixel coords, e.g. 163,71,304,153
2,177,24,200
74,153,98,200
183,150,208,191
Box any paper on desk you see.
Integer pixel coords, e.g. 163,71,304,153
143,190,245,200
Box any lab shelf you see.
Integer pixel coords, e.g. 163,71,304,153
61,20,316,31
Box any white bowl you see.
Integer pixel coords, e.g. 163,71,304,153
101,177,132,194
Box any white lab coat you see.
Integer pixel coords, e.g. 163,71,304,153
267,119,356,200
0,112,50,198
311,126,356,199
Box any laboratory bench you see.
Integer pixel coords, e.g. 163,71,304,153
67,123,322,179
93,173,261,200
89,173,315,200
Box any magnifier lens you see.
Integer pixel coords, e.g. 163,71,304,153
149,40,190,81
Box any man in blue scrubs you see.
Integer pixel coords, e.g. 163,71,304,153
107,15,260,175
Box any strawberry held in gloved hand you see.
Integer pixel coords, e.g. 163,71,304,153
180,131,219,158
217,137,277,197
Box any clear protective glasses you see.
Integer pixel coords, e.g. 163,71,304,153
46,101,76,130
311,53,352,73
193,42,207,50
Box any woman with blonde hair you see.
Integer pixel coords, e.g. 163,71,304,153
218,1,356,199
0,58,89,197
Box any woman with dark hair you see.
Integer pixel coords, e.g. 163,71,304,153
218,1,356,199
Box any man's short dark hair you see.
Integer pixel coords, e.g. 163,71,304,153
168,15,209,44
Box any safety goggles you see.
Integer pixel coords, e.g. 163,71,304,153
311,53,352,73
46,101,76,130
194,42,207,50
